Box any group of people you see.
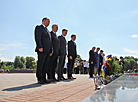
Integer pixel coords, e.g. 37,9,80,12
89,47,105,78
34,17,77,84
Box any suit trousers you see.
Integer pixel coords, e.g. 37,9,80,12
89,64,94,77
68,58,75,78
98,65,102,75
36,52,50,81
48,53,58,79
74,67,79,74
57,55,66,79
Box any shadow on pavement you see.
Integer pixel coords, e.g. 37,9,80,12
2,83,43,91
2,79,75,91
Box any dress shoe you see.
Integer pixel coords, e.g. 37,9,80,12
51,79,55,82
38,80,45,84
54,79,59,81
43,79,51,83
68,77,72,79
57,78,62,81
71,77,76,79
62,77,67,80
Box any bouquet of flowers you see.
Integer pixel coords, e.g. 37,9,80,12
102,54,112,78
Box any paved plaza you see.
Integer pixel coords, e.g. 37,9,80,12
0,73,96,102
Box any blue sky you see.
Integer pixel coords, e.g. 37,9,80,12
0,0,138,61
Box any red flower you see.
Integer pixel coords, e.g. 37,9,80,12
106,63,109,67
108,67,111,70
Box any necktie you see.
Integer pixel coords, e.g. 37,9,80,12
62,35,67,44
73,42,76,46
45,27,51,39
53,31,58,38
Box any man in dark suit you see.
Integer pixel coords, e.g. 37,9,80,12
119,56,125,73
34,17,52,84
98,50,103,75
57,29,68,80
89,46,97,78
48,24,60,82
68,34,77,79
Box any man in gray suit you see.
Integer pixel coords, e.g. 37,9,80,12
57,29,68,80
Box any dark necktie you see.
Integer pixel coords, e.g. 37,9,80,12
45,27,51,39
62,35,67,44
73,42,76,46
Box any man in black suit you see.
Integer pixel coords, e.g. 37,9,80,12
34,17,52,84
119,56,125,73
48,24,60,82
98,50,103,75
57,29,68,80
89,46,97,78
68,34,77,79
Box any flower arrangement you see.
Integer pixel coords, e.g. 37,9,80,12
102,54,112,78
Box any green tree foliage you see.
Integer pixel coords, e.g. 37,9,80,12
14,56,26,69
124,57,136,71
77,54,82,62
26,56,36,69
105,56,123,75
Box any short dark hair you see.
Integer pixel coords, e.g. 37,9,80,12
120,56,123,59
42,17,49,22
62,29,68,32
100,50,103,52
52,24,58,28
71,34,76,38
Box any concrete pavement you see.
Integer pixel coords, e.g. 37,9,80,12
0,73,97,102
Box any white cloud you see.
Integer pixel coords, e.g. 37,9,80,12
130,34,138,38
123,48,138,55
0,43,24,51
0,54,12,62
122,48,138,58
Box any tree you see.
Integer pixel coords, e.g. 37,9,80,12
124,57,136,71
129,59,136,70
77,54,82,62
14,56,26,69
26,56,36,69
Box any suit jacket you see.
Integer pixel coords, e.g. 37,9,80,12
35,25,52,53
99,54,103,65
58,35,66,55
50,31,60,55
89,49,97,65
68,40,77,58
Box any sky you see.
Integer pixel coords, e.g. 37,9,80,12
0,0,138,62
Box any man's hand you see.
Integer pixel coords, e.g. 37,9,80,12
39,48,43,52
91,61,93,64
100,63,101,65
70,56,72,60
50,51,54,56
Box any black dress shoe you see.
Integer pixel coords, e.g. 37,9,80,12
71,77,76,79
54,78,59,81
38,80,45,84
62,78,67,80
68,77,72,79
57,78,62,81
43,79,51,83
